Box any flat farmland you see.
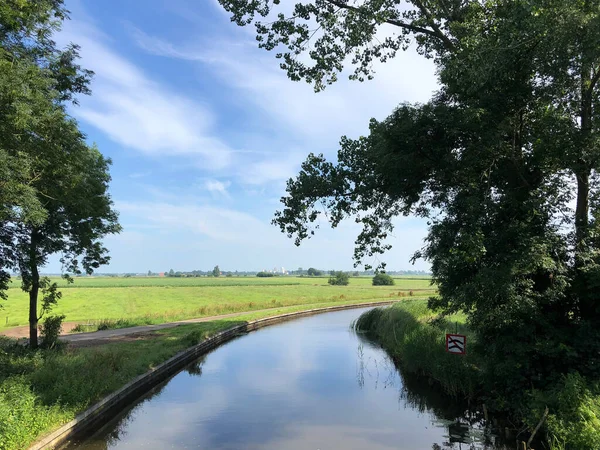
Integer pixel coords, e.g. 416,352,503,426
0,276,435,329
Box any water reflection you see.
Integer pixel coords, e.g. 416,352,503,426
64,308,509,450
355,337,504,450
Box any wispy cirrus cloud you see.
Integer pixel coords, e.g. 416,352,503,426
57,19,233,170
129,25,438,184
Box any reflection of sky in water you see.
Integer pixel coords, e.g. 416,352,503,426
65,308,505,450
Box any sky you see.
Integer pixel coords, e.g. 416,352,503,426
47,0,439,274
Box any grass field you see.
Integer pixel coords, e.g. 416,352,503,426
1,276,435,330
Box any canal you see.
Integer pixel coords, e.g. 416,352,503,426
63,307,506,449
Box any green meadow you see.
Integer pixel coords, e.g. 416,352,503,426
1,276,434,330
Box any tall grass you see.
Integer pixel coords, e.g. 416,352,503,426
355,300,480,398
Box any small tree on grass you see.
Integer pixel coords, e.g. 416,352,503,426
328,271,349,286
372,273,394,286
212,265,221,277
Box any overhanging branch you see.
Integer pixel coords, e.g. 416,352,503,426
324,0,455,51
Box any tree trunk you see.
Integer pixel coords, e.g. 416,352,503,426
28,230,39,349
575,167,590,250
575,51,593,255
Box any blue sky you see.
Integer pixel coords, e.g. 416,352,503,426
48,0,439,273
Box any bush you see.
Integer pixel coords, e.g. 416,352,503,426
528,373,600,450
256,272,275,277
372,273,395,286
40,315,65,349
328,271,349,286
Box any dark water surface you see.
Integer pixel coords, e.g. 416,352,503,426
64,307,505,450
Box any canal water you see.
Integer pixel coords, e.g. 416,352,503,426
63,307,507,449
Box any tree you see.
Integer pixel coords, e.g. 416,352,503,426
372,273,394,286
12,134,120,348
212,265,221,277
307,267,322,276
328,271,349,286
0,1,120,347
223,0,600,406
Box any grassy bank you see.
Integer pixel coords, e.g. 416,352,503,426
0,299,394,450
1,276,434,330
355,300,600,450
355,299,480,398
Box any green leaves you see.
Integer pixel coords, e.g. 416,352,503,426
219,0,456,91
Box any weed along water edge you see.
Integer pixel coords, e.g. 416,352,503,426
61,307,507,450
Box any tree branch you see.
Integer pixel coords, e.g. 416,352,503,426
411,0,456,50
324,0,455,50
589,64,600,95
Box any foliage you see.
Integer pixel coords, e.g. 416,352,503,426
39,315,65,349
328,271,349,286
307,267,322,276
528,373,600,450
212,265,221,277
372,273,394,286
256,271,275,277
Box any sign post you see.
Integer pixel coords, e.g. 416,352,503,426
446,333,466,355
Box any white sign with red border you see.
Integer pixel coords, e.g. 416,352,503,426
446,333,466,355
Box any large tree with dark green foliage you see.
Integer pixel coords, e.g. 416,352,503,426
220,0,600,412
1,1,120,347
307,267,322,276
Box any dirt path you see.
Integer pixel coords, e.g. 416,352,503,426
0,307,311,346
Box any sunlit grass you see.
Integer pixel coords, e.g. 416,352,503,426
1,276,435,329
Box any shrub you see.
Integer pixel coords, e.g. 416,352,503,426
40,315,65,349
256,271,275,277
528,373,600,450
372,273,395,286
328,271,349,286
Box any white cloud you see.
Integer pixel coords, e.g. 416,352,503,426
204,179,231,197
57,20,233,170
